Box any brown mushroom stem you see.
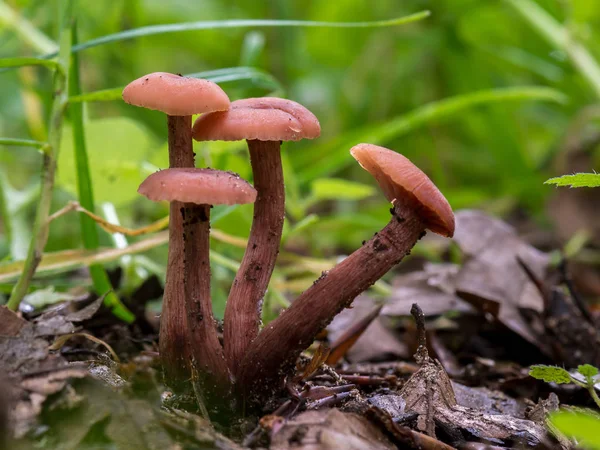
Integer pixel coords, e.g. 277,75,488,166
181,202,231,394
224,139,285,377
237,201,425,401
160,115,194,381
168,115,194,167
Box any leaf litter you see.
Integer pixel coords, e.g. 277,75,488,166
3,209,600,448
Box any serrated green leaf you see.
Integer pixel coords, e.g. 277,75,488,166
311,178,376,202
544,173,600,188
578,364,599,378
529,365,572,384
58,117,156,206
550,411,600,450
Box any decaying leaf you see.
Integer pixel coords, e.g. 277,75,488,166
327,304,382,365
366,407,456,450
0,306,26,337
382,263,474,317
158,408,243,450
453,210,551,355
10,365,88,439
269,409,396,450
526,393,560,424
327,295,408,363
0,376,9,450
0,294,108,439
31,378,173,450
395,357,556,447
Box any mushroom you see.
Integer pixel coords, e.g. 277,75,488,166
193,97,320,376
138,168,256,395
123,72,230,381
236,143,454,401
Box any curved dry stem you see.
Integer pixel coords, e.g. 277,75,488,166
160,115,194,382
224,140,285,377
237,202,425,401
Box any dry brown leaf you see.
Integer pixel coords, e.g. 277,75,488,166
327,304,382,365
327,295,408,363
0,306,26,337
452,210,551,355
269,409,396,450
383,263,474,317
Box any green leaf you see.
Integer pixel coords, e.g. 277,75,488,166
69,67,283,103
0,56,58,70
54,12,430,56
68,23,133,323
311,178,376,202
58,117,156,207
550,411,600,450
578,364,600,378
529,365,572,384
295,87,568,183
544,173,600,188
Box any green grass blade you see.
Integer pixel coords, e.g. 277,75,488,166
6,6,73,311
239,31,265,66
68,23,134,323
0,1,58,53
0,57,59,70
505,0,600,98
545,173,600,188
0,138,49,152
49,12,429,56
296,86,568,183
69,67,283,103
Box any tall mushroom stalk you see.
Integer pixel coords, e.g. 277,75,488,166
237,144,455,401
138,168,256,397
123,73,230,382
192,98,320,377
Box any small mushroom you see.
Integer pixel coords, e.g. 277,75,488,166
193,97,320,377
123,73,230,381
237,143,454,401
138,168,256,396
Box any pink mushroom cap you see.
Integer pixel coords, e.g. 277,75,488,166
122,72,230,116
192,97,320,142
350,143,455,237
138,168,257,205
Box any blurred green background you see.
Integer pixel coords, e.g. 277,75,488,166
1,0,599,316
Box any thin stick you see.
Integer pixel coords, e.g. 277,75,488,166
410,303,429,364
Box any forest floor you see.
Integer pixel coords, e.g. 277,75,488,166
1,209,600,450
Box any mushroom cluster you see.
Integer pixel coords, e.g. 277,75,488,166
123,72,455,413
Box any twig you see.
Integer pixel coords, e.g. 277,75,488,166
410,303,429,365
